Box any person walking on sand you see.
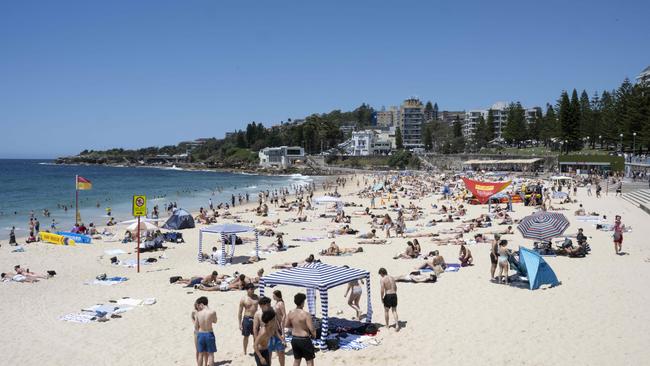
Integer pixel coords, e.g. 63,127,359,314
272,290,287,366
9,226,16,245
238,283,259,355
285,293,316,366
255,309,281,366
194,296,217,366
344,278,364,320
191,300,200,365
378,267,400,331
613,215,625,255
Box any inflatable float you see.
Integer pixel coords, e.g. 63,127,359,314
56,231,92,244
39,232,76,246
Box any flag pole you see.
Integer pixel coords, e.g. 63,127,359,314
75,175,79,225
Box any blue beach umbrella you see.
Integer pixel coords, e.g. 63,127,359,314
519,247,560,290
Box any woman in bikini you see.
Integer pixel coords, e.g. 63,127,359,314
497,240,510,284
344,278,364,319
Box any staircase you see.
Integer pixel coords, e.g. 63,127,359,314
621,186,650,215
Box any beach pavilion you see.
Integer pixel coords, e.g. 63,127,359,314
197,223,259,265
259,262,372,350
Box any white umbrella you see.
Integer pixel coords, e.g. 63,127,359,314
126,221,158,232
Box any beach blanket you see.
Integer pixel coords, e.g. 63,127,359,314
86,277,129,286
104,249,127,256
291,236,323,242
444,263,461,272
59,312,97,324
575,216,602,222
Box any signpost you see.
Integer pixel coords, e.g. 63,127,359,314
132,195,147,273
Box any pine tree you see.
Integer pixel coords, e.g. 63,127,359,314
569,89,582,150
424,101,434,122
558,91,573,152
589,92,601,149
502,102,526,146
451,117,465,153
395,127,404,150
579,90,592,147
486,109,495,142
422,123,433,151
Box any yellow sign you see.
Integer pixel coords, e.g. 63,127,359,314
132,195,147,217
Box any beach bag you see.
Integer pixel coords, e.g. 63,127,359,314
325,338,340,350
169,276,182,284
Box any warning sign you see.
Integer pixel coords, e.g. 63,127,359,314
132,195,147,217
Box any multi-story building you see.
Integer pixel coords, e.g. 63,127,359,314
463,102,542,141
636,65,650,84
376,106,400,128
438,110,465,125
258,146,305,169
399,98,425,149
350,130,394,156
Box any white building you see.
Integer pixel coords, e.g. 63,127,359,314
351,130,394,156
258,146,305,169
463,102,541,140
637,65,650,84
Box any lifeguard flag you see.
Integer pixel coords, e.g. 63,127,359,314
462,177,511,204
76,176,92,190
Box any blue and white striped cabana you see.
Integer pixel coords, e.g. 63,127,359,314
198,223,259,265
259,262,372,350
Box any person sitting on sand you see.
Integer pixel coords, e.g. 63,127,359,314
416,251,446,274
459,244,473,266
574,204,586,216
394,241,417,259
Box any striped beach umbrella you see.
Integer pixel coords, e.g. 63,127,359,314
517,211,570,242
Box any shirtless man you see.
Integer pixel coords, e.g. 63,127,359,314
459,244,473,267
255,309,280,366
285,293,316,366
395,272,437,283
272,290,287,366
378,268,400,331
238,283,259,355
194,296,217,366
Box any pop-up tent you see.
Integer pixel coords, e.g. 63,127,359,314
259,262,372,350
519,247,560,290
198,223,259,265
163,209,195,230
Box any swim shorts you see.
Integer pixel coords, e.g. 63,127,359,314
254,349,270,366
241,316,254,336
268,335,285,352
382,293,398,309
196,332,217,353
186,277,203,287
291,336,315,361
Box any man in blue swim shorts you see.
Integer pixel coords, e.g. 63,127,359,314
194,296,217,366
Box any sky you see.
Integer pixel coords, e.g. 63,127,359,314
1,0,649,158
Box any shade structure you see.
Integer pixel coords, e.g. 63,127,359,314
519,247,560,290
313,196,342,203
517,211,569,241
126,221,158,232
259,262,373,350
198,223,259,265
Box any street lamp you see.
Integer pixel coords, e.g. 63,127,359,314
633,132,637,154
564,139,568,155
619,133,623,153
599,135,602,149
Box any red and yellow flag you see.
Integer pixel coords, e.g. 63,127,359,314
76,176,92,190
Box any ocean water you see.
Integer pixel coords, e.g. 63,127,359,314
0,159,317,237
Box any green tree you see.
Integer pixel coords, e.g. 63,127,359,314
502,102,527,145
569,89,582,149
424,101,434,122
395,127,404,150
539,104,558,146
486,109,495,142
451,117,465,153
579,90,592,144
422,122,433,151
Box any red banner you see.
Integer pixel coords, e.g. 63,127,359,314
462,177,511,204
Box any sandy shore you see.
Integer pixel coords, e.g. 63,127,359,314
1,174,650,366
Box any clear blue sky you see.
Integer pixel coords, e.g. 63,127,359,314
1,0,648,158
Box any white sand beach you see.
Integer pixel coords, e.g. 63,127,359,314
1,174,650,366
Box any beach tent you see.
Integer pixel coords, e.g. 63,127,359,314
162,209,195,230
259,262,372,350
519,247,560,290
198,223,259,265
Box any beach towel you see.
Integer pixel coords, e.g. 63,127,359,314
444,263,461,272
104,249,127,256
86,277,129,286
117,298,143,306
291,236,323,242
60,312,96,323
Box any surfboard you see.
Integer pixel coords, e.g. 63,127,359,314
39,232,76,246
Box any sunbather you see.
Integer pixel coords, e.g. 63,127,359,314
395,272,437,283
